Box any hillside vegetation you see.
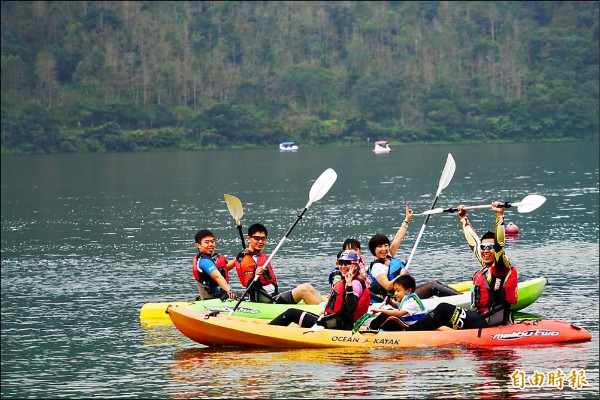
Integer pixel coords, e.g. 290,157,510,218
1,1,598,154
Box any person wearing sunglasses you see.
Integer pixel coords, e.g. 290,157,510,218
401,200,518,332
269,250,371,330
193,229,238,301
234,223,325,305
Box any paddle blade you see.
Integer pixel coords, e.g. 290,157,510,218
437,153,456,194
516,194,546,213
224,194,244,221
307,168,337,205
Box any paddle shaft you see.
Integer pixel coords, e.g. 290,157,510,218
236,224,247,249
405,153,455,269
437,201,527,214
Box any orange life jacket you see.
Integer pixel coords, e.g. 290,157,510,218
235,251,277,287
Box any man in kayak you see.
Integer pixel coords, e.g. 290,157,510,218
268,250,370,329
405,201,518,331
193,229,238,300
235,223,325,305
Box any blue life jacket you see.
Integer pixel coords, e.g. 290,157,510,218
368,256,405,297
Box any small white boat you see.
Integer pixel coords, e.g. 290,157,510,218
372,140,392,153
279,141,299,152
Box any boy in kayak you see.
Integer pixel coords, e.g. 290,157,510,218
366,274,428,331
268,250,370,329
235,223,324,305
193,229,238,300
406,201,518,331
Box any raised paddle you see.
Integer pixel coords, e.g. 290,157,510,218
224,193,247,249
228,168,338,315
415,194,547,216
404,153,456,269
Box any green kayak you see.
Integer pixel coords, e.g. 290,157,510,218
140,276,547,325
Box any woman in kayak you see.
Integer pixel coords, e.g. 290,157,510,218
269,250,370,330
406,201,518,331
328,238,368,287
367,205,462,301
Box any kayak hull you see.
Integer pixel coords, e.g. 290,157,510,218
140,277,547,323
167,305,591,349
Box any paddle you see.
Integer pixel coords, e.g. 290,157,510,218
415,194,547,216
404,153,456,269
224,194,247,249
228,168,338,316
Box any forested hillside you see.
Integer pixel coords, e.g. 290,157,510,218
1,1,598,154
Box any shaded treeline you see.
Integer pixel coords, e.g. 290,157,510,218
1,1,598,154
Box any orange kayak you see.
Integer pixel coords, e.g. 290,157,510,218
167,305,591,349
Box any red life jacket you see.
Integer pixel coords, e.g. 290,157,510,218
192,253,229,284
471,266,518,313
325,278,371,321
234,251,277,288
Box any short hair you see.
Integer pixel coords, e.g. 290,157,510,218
343,238,361,251
481,231,495,241
393,274,416,293
336,250,343,260
195,229,214,243
248,223,268,237
368,233,390,256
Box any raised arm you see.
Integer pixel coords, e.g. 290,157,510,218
390,204,413,257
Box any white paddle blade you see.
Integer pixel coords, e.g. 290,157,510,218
437,153,456,194
308,168,337,205
516,195,546,213
224,194,244,220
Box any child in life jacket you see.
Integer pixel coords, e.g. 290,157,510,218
365,274,428,331
269,250,370,330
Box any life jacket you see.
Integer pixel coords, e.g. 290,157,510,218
398,293,427,323
192,253,229,287
471,266,518,314
235,250,278,287
368,256,405,297
325,279,371,321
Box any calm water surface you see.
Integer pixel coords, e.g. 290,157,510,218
2,142,599,398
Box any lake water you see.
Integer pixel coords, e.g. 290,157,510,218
1,141,599,398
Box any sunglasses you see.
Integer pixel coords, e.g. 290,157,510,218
338,260,357,266
480,243,495,251
250,235,267,242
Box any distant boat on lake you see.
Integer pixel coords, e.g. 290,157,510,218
372,140,392,154
279,141,299,152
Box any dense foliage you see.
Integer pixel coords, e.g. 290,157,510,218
1,1,598,154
